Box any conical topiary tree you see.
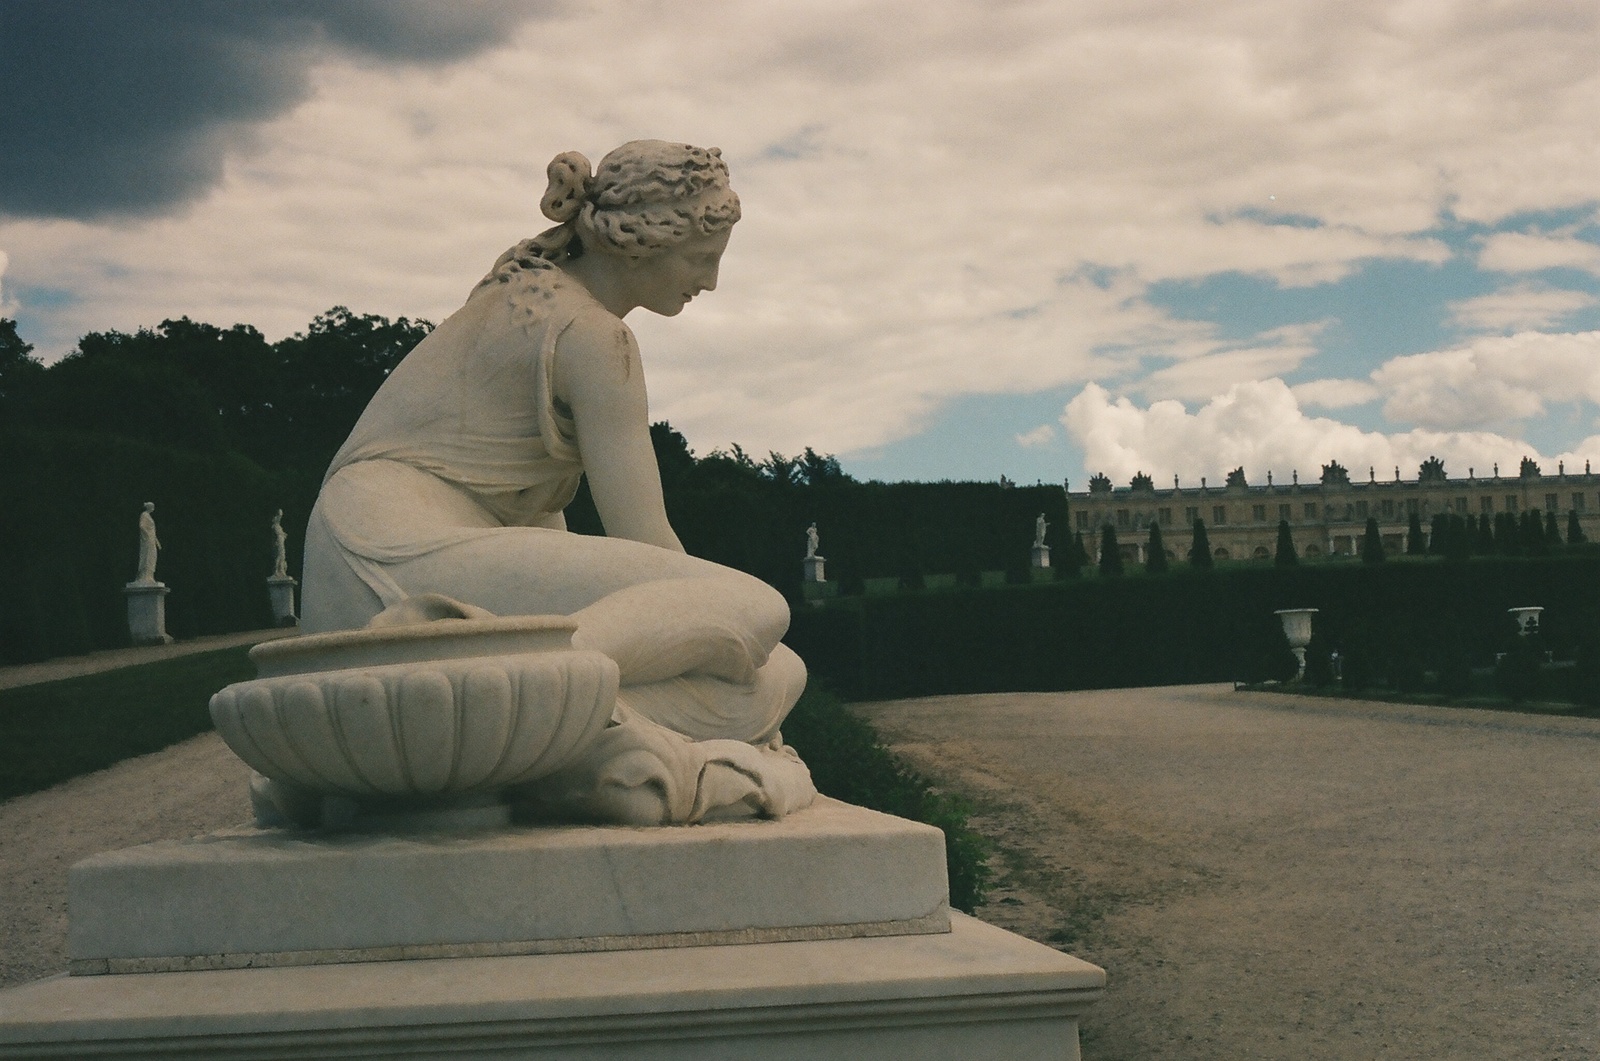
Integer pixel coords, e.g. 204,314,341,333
1478,514,1496,553
1188,518,1214,569
1072,530,1091,571
1569,509,1587,545
1146,521,1169,573
1361,517,1384,563
1444,513,1471,562
1406,513,1425,554
1274,519,1297,567
1545,509,1562,547
1098,524,1124,576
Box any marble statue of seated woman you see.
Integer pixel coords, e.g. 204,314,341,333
297,141,814,825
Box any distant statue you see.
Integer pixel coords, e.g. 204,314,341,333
270,509,289,578
805,522,820,560
135,502,160,583
1034,513,1048,549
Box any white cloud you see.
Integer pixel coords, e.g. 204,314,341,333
2,0,1599,461
1061,379,1557,484
1292,378,1379,409
1016,424,1056,448
1372,331,1600,429
1478,233,1600,276
0,249,13,319
1447,283,1598,332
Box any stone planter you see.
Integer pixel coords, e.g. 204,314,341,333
1273,608,1319,680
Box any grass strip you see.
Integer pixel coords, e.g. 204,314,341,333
782,684,991,913
0,647,255,802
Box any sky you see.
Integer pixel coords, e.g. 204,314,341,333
2,0,1598,488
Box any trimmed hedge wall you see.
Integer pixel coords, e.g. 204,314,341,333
0,427,319,663
785,552,1600,700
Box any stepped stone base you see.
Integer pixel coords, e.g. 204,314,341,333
0,913,1103,1060
0,799,1105,1058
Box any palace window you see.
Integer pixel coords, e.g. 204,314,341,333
1455,497,1468,513
1505,496,1518,513
1075,511,1089,529
1116,509,1129,528
1184,506,1199,524
1407,498,1419,515
1546,493,1559,512
1481,496,1494,513
1574,493,1586,512
1355,500,1368,518
1252,504,1267,522
1158,508,1172,526
1278,503,1291,521
1304,502,1318,519
1213,505,1227,525
1381,499,1394,517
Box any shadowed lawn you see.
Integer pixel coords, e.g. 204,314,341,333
0,647,254,802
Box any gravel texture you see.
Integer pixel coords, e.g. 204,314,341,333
856,684,1600,1061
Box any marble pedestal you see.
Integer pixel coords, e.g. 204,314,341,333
121,581,172,646
0,799,1105,1059
803,555,826,582
266,575,297,626
1031,544,1051,569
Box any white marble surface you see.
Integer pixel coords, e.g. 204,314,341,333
67,798,948,973
121,582,171,646
4,913,1104,1060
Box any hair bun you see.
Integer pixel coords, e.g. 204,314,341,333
541,151,593,223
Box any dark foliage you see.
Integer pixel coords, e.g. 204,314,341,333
780,685,989,912
1146,521,1168,574
1406,513,1426,555
1274,520,1298,568
0,647,255,800
1188,518,1214,568
1098,525,1124,576
789,553,1600,703
1361,517,1385,563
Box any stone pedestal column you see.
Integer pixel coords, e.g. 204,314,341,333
267,575,298,626
123,581,173,646
1031,544,1051,569
803,555,826,583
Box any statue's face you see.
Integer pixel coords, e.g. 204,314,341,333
628,228,731,317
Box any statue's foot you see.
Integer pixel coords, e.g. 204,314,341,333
511,706,817,826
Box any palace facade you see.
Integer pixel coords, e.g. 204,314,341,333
1065,458,1600,564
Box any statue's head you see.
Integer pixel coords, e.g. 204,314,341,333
143,501,155,513
540,140,740,260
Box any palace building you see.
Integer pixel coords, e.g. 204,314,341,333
1065,457,1600,564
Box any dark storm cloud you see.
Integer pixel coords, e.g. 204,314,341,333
0,0,550,220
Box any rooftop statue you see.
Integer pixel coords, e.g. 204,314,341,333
264,141,815,828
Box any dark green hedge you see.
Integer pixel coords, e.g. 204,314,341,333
785,552,1600,700
0,646,256,801
0,426,319,663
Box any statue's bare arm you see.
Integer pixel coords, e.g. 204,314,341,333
554,309,684,552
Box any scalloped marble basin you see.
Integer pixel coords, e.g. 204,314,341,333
210,617,618,800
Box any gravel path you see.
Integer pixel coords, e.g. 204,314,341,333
856,685,1600,1061
0,733,252,989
